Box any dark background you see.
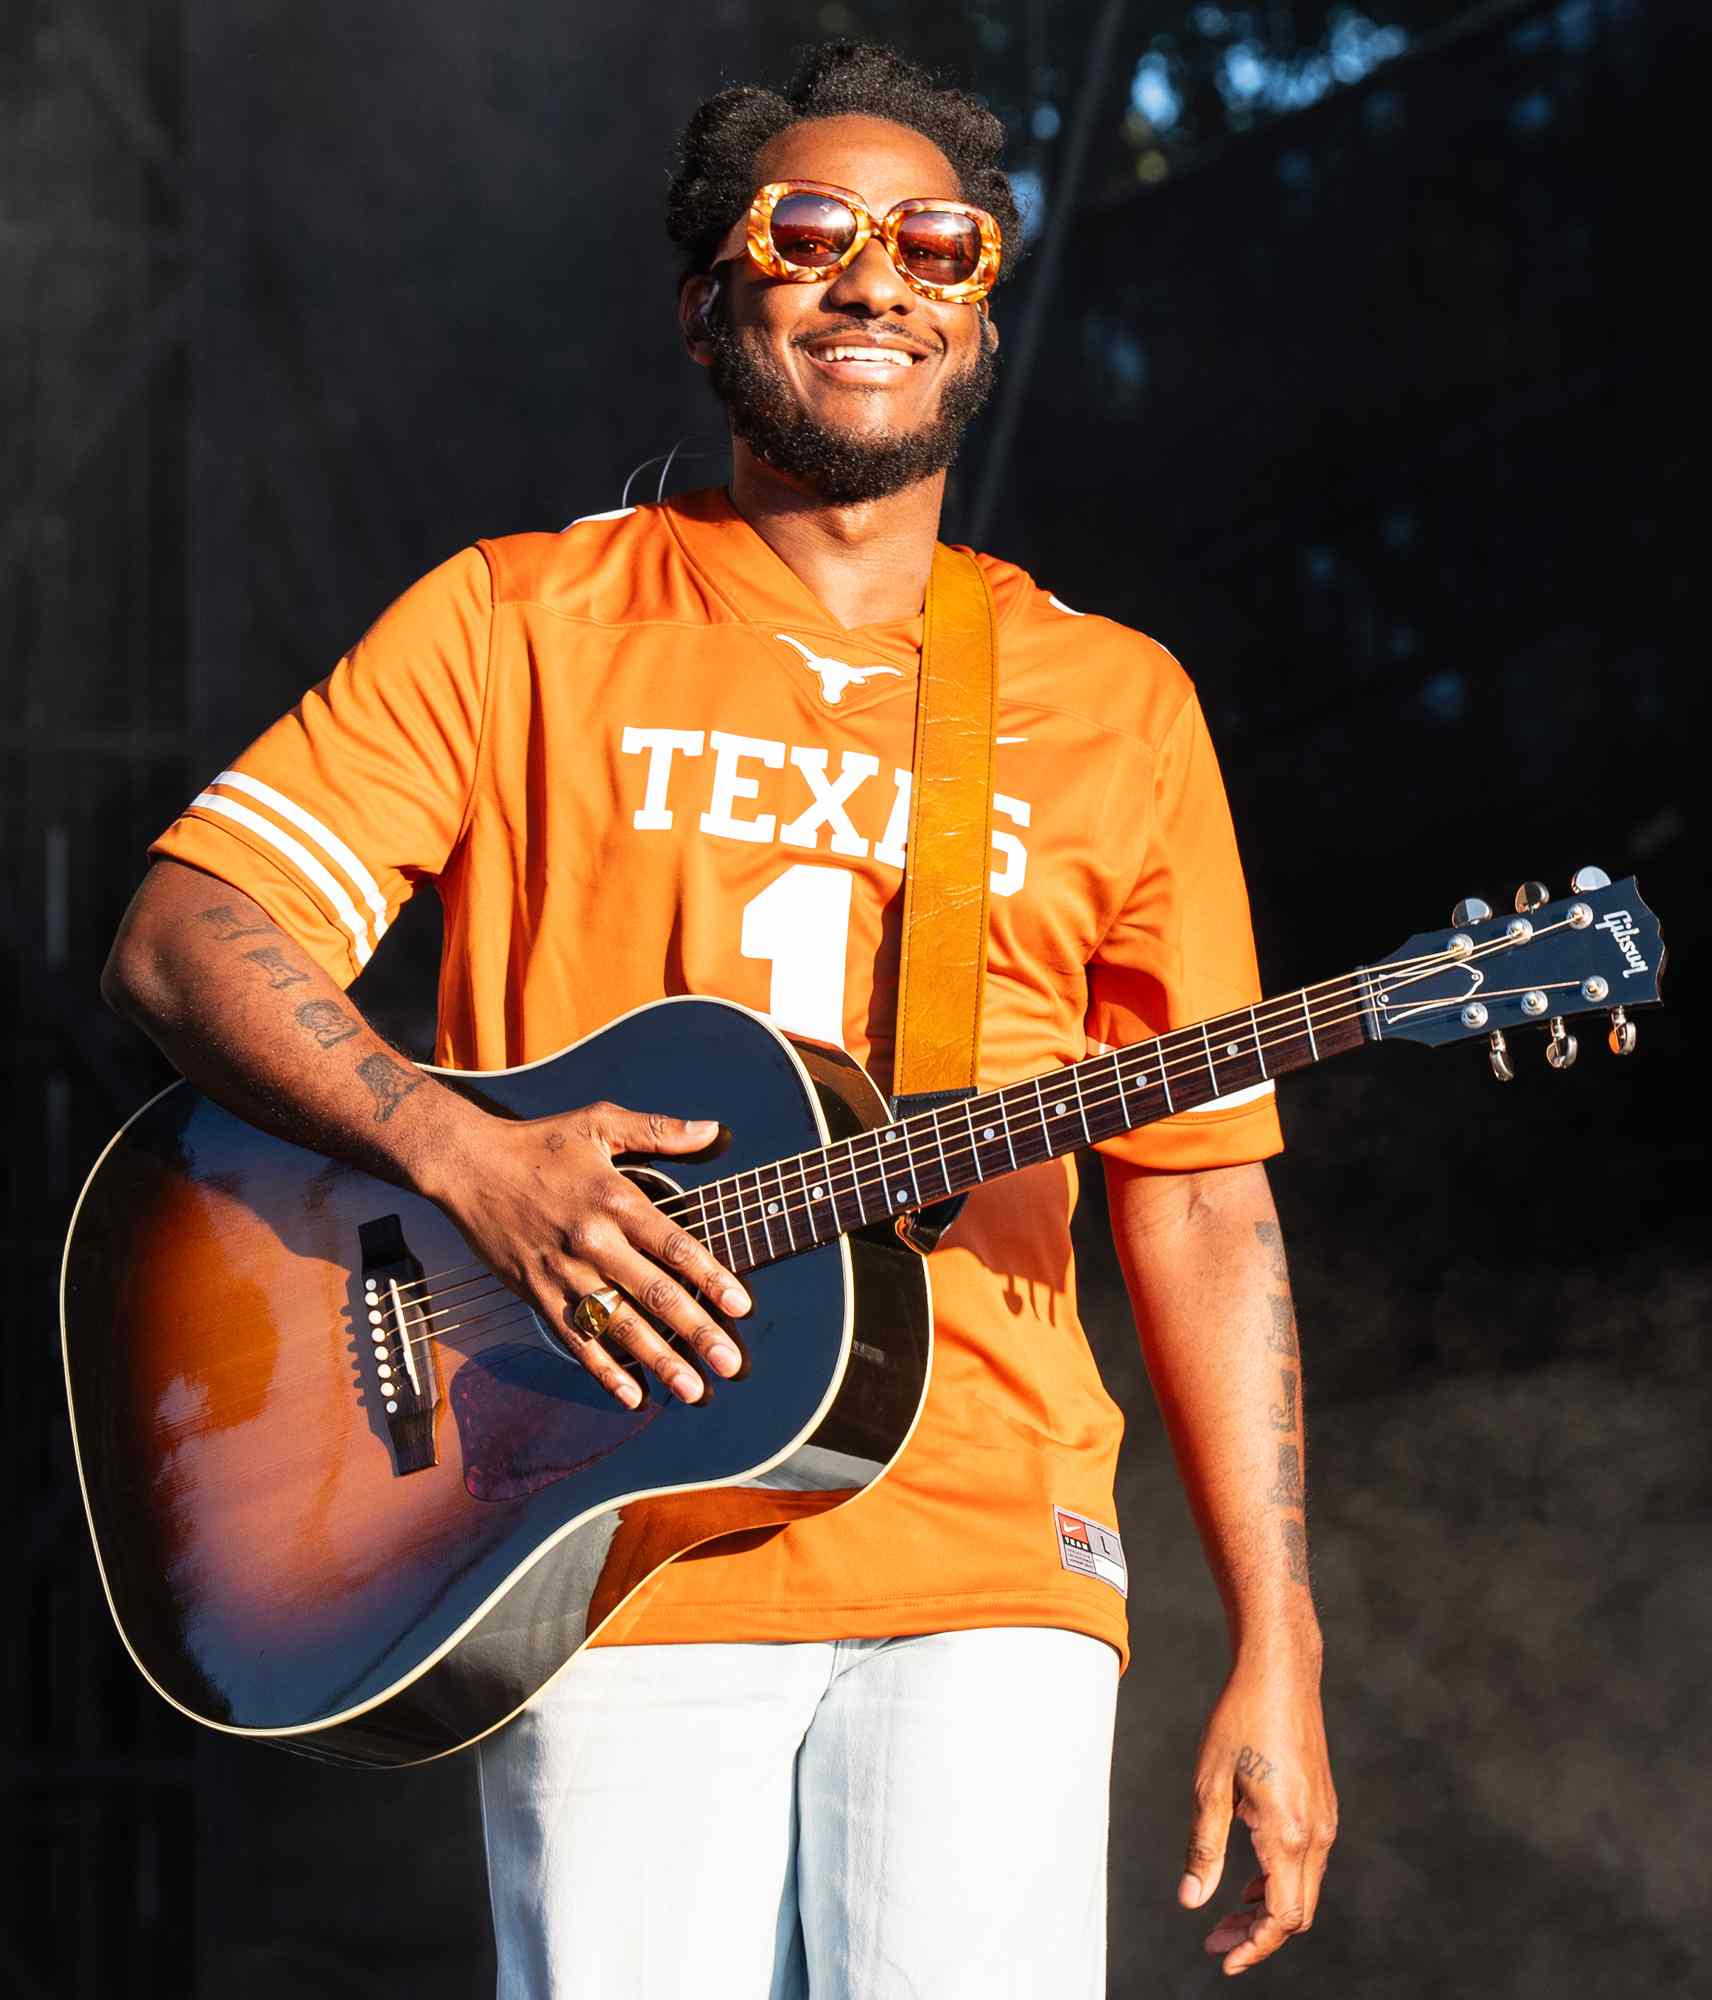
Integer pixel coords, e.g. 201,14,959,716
6,1,1703,1994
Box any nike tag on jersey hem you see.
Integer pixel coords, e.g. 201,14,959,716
1053,1505,1128,1597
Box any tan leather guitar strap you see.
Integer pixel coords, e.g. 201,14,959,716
890,544,997,1225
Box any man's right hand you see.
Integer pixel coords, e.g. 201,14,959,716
428,1101,751,1409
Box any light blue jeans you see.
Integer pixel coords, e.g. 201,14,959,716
477,1626,1118,1999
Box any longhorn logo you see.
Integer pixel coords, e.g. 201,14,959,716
774,634,904,705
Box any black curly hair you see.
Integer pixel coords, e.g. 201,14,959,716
666,40,1021,292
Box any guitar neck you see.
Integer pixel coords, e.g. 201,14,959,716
678,970,1378,1275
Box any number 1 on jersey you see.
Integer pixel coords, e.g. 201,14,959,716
741,863,853,1044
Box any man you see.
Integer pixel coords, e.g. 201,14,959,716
103,40,1335,1999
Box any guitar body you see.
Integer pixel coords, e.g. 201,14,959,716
61,997,931,1769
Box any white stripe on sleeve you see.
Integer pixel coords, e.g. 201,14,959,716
189,792,374,966
210,770,390,942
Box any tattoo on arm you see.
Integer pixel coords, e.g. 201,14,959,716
294,998,360,1048
243,945,309,990
1235,1744,1277,1787
195,902,277,942
1281,1519,1309,1586
355,1052,422,1124
1264,1294,1300,1358
1270,1369,1298,1433
1266,1444,1304,1509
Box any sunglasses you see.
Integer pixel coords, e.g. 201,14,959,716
742,180,1003,304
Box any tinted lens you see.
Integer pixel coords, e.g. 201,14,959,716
894,210,983,287
769,192,859,269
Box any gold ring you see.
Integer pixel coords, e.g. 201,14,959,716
571,1285,624,1341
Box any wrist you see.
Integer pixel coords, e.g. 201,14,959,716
1229,1599,1324,1675
407,1082,491,1209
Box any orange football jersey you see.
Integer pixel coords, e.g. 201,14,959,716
152,488,1282,1666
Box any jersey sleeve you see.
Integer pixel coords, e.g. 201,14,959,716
150,547,493,986
1084,687,1284,1172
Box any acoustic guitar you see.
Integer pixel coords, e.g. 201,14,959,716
61,871,1663,1768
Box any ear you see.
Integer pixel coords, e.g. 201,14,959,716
977,301,999,352
680,272,720,366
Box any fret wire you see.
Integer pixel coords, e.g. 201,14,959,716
1030,1077,1053,1162
1301,987,1319,1060
846,1136,870,1226
927,1106,952,1198
1199,1020,1219,1090
997,1091,1019,1170
1070,1060,1093,1144
773,1160,796,1254
892,1121,923,1208
796,1151,820,1246
733,1174,757,1267
963,1097,986,1182
752,1174,778,1259
1250,1004,1268,1080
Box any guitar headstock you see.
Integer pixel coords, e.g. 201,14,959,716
1369,869,1663,1074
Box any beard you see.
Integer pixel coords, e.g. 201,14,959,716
704,307,998,505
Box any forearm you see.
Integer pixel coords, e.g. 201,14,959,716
102,859,480,1200
1105,1156,1319,1661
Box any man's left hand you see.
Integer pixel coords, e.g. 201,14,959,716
1177,1651,1338,1975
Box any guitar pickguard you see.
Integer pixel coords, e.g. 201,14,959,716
451,1340,663,1501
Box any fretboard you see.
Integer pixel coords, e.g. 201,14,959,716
669,973,1377,1277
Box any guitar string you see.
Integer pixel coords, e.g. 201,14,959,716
376,929,1524,1317
136,929,1584,1437
372,963,1504,1352
383,920,1580,1335
140,975,1402,1439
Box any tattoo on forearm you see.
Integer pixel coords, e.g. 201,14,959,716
1265,1294,1300,1358
1267,1443,1304,1509
195,903,277,942
544,1131,567,1153
1282,1519,1309,1586
1235,1745,1276,1787
294,998,359,1048
1255,1218,1287,1272
243,945,309,990
1270,1368,1299,1433
355,1053,422,1123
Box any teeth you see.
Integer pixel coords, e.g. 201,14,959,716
818,346,913,366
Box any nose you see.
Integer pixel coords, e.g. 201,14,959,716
820,235,916,317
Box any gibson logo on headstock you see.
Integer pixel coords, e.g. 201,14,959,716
1597,910,1650,979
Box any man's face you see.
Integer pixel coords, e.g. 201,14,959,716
687,114,999,505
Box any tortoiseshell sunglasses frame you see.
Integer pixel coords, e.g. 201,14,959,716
743,180,1003,305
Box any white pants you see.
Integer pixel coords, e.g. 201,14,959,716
478,1627,1118,2000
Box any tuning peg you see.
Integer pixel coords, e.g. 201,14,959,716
1607,1007,1637,1056
1488,1029,1515,1082
1545,1017,1578,1069
1452,896,1493,928
1570,865,1611,893
1514,881,1549,914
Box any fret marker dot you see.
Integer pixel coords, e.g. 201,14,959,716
1137,1073,1150,1086
766,1202,779,1216
1054,1101,1068,1116
1226,1041,1240,1057
811,1184,824,1199
982,1126,995,1140
895,1187,910,1205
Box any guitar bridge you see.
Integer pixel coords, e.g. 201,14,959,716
358,1215,440,1475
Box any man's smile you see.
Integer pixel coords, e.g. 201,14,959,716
796,328,938,385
